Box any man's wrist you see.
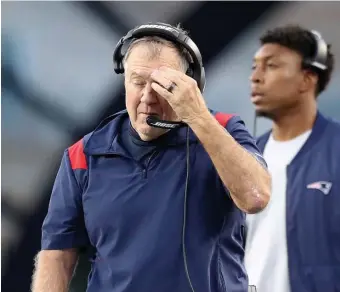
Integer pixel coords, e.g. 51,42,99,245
187,110,220,134
186,109,212,127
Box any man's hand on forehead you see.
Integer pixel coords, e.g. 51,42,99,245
150,66,209,125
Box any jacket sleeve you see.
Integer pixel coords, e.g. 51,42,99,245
227,115,267,168
41,147,89,250
214,112,267,169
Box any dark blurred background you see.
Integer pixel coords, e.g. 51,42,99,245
2,1,340,291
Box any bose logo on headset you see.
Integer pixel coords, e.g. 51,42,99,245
137,24,178,34
152,122,177,128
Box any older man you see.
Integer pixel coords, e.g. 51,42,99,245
32,23,270,292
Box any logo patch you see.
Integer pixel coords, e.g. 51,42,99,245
307,181,332,195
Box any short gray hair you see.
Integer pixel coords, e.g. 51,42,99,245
123,25,192,73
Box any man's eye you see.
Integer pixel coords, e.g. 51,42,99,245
132,80,146,86
267,63,277,68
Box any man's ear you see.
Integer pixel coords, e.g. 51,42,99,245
301,70,318,93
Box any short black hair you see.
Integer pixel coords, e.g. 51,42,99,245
260,25,335,95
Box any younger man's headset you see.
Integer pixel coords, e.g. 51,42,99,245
252,29,329,136
303,30,328,71
113,22,206,130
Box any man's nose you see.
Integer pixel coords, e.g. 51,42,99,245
250,67,264,84
140,82,158,104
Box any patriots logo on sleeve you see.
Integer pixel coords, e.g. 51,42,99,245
307,181,332,195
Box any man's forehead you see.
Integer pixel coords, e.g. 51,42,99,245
253,43,299,61
129,69,151,77
125,45,182,73
128,42,178,60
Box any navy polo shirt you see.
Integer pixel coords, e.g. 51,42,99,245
41,109,266,292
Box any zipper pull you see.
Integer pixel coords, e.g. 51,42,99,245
142,169,147,178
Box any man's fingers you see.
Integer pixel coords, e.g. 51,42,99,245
151,82,172,100
150,70,172,90
158,66,188,83
158,67,198,91
152,68,185,88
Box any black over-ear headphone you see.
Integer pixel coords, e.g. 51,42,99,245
303,30,328,71
113,23,206,130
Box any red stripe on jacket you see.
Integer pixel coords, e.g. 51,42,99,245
68,139,87,170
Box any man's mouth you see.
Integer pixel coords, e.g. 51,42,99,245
250,92,265,103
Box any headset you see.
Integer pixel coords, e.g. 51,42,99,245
253,29,329,137
303,30,328,71
113,22,206,130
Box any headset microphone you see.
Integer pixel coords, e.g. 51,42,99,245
146,115,185,129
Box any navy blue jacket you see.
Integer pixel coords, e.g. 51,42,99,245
42,110,266,292
256,111,340,292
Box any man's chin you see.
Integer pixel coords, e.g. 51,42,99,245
255,109,268,117
255,108,277,121
138,124,167,140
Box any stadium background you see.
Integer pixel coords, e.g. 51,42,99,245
2,1,340,291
